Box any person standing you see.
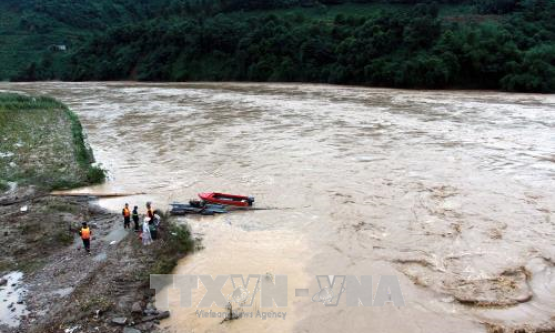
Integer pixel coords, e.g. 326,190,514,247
132,206,140,232
150,219,158,240
79,222,92,254
122,203,131,229
142,218,153,246
146,202,154,221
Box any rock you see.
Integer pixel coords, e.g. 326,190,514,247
141,310,170,322
131,301,143,313
134,322,154,331
156,311,170,320
123,328,141,333
0,278,7,286
111,317,128,325
143,308,158,316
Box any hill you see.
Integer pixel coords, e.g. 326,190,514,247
1,0,555,92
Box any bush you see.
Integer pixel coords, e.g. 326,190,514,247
0,180,9,192
150,219,198,275
56,231,74,245
86,166,106,184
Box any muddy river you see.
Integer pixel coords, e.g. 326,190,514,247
1,82,555,332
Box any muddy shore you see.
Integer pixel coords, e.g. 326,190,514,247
0,92,176,332
0,186,183,333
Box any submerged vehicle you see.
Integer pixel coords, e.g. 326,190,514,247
198,192,255,207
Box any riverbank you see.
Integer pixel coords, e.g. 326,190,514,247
0,92,104,190
0,94,198,332
0,190,196,333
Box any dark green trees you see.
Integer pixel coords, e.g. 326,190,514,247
8,0,555,92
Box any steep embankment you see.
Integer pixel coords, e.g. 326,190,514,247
0,93,196,333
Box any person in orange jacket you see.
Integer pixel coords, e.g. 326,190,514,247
122,203,131,229
146,202,154,222
79,221,92,254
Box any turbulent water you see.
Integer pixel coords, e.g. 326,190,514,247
1,82,555,333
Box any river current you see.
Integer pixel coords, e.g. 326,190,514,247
1,82,554,333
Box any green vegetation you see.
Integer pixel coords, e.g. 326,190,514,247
0,179,9,192
151,218,198,274
2,0,555,92
55,231,74,245
0,0,159,80
45,200,79,213
0,93,105,190
79,296,113,313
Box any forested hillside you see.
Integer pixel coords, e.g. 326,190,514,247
2,0,555,92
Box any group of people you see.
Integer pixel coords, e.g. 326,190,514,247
122,201,160,246
79,201,161,254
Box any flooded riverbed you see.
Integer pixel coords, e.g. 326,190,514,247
1,82,554,332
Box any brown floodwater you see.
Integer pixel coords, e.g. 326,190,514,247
1,82,555,332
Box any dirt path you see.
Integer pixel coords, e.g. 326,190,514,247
0,189,174,333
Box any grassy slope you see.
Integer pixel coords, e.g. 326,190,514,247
0,93,104,190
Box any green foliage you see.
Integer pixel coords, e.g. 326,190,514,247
0,179,9,192
55,231,74,245
151,220,197,274
501,44,555,93
474,0,518,14
0,93,64,111
167,222,196,254
65,108,106,186
2,0,555,92
46,200,78,213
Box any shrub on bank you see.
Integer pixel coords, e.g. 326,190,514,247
150,218,199,275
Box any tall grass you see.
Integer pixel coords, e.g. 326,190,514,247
0,92,105,190
0,93,65,111
64,106,106,185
